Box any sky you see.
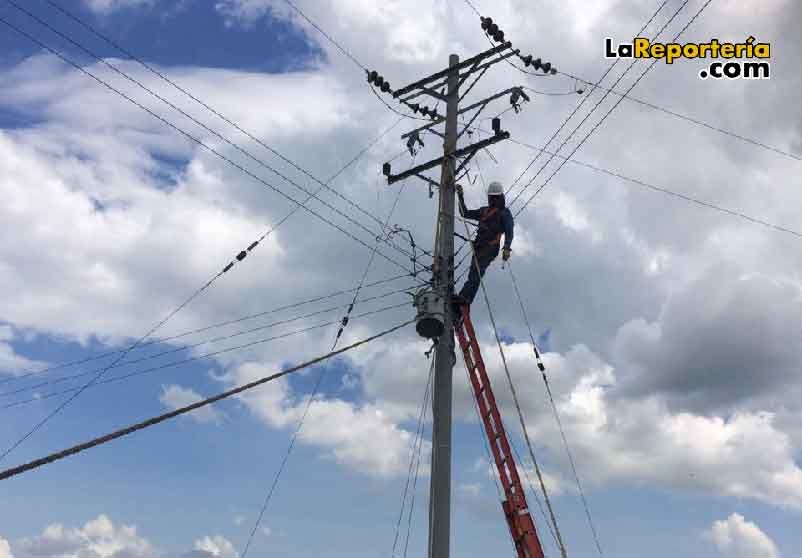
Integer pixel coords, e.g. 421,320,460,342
0,0,800,557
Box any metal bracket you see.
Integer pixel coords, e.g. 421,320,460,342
385,131,510,185
401,87,522,140
392,42,512,98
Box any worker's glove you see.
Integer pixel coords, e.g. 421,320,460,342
502,247,512,261
455,183,464,197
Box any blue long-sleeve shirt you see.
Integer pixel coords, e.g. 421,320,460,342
459,194,514,250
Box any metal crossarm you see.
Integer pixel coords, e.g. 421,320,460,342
385,132,510,185
455,305,545,558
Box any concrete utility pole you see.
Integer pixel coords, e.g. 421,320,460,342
428,53,459,558
377,34,535,558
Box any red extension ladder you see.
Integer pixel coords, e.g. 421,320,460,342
455,306,545,558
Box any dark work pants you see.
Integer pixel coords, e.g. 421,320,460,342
458,243,498,305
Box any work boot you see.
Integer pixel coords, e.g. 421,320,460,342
451,295,467,326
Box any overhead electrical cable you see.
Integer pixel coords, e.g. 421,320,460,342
1,272,412,386
471,127,802,240
0,285,415,399
0,14,426,461
478,0,669,198
39,0,436,233
2,302,410,411
391,359,433,558
458,217,568,558
0,16,418,276
241,160,417,557
507,0,682,209
507,261,603,558
7,0,419,267
0,319,414,482
513,0,717,217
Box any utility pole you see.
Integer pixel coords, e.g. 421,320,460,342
427,53,459,558
371,20,558,557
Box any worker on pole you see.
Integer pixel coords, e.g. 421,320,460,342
453,180,514,318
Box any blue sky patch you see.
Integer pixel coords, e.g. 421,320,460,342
0,0,319,74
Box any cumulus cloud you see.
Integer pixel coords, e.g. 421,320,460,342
3,0,802,530
159,384,223,424
186,535,238,558
221,361,430,477
13,515,153,558
0,537,13,558
83,0,156,14
704,513,779,558
0,325,47,376
472,341,802,509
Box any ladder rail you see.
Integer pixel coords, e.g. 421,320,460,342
456,306,545,558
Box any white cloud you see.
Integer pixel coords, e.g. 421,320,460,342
0,538,13,558
704,513,779,558
222,361,429,477
14,515,154,558
3,0,802,543
159,384,223,424
83,0,155,14
0,325,47,376
188,535,238,558
473,341,802,509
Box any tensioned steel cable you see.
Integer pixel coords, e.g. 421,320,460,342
507,261,603,558
507,0,680,208
401,365,432,558
467,128,802,240
498,0,670,197
465,159,567,557
331,158,415,351
390,358,433,558
0,15,421,459
241,163,416,557
1,272,411,386
0,319,414,482
0,285,415,399
2,302,410,411
513,0,717,218
39,0,436,237
7,1,418,266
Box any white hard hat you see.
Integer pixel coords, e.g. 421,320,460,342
487,181,504,196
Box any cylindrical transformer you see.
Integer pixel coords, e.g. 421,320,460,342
414,288,445,339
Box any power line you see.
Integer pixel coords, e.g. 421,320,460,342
0,16,417,277
556,71,802,163
0,285,415,399
0,319,414,482
1,272,412,386
241,165,416,557
474,129,802,240
401,369,430,558
513,0,717,217
8,0,419,267
2,301,410,411
0,14,424,459
391,359,433,558
281,0,367,71
39,0,433,236
508,0,682,210
459,215,567,558
503,0,671,198
278,0,428,123
332,163,413,351
507,262,603,557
